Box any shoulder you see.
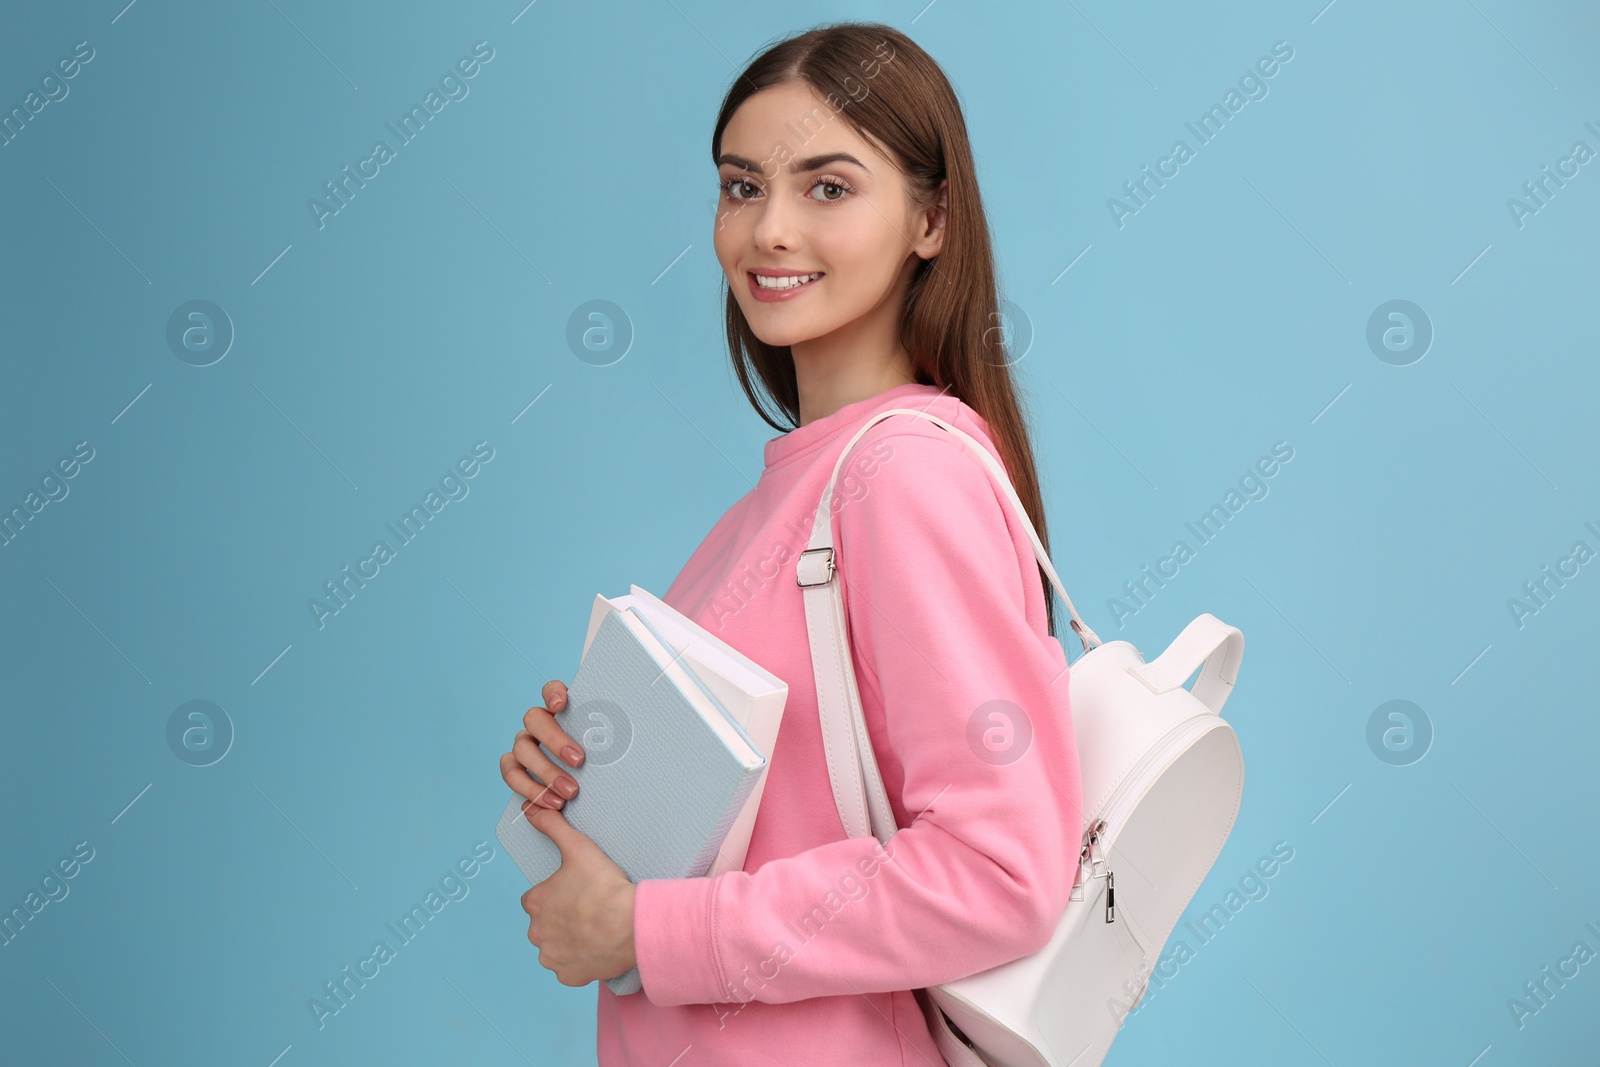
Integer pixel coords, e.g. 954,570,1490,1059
836,396,1008,510
832,398,1020,569
830,397,1032,621
850,393,993,449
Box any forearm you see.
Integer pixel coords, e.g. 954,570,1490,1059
633,795,1069,1006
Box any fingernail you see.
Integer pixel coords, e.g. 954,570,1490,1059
562,745,583,766
532,787,563,809
555,776,578,799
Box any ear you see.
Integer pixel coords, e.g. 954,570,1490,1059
913,179,949,261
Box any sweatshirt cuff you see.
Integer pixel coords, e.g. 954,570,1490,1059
632,875,725,1006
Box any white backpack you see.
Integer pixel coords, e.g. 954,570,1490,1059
795,408,1245,1067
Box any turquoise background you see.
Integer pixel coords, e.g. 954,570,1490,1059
2,0,1596,1064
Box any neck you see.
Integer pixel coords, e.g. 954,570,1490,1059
792,333,918,427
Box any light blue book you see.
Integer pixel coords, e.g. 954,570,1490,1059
497,602,771,996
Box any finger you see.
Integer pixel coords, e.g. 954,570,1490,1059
510,729,579,797
523,802,585,855
505,748,576,812
540,678,569,711
525,687,585,769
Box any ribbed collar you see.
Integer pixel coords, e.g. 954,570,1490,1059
762,382,951,471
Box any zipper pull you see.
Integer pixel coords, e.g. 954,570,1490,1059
1086,819,1116,924
1086,819,1107,876
1073,819,1106,902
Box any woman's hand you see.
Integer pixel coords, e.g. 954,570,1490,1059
501,679,638,986
519,802,638,986
500,679,584,811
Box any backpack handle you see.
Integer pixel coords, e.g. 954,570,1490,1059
1126,613,1244,715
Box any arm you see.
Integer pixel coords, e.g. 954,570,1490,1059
632,427,1083,1006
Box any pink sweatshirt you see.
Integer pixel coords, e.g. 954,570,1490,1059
597,382,1083,1066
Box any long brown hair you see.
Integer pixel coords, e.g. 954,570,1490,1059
712,22,1064,639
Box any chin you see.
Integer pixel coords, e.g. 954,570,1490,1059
734,307,820,349
746,324,816,349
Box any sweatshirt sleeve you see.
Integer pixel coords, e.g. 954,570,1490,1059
631,425,1083,1006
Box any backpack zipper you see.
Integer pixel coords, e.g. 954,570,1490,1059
1070,714,1220,938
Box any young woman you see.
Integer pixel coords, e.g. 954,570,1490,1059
499,22,1083,1066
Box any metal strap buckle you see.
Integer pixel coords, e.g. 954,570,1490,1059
796,547,835,587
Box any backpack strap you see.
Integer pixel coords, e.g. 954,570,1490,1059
797,406,1097,843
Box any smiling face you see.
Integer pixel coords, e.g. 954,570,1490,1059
713,80,945,354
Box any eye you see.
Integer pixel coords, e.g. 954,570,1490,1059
808,175,854,202
720,175,759,201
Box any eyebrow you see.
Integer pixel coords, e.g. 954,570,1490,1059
716,151,870,175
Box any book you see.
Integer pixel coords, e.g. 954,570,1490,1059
592,586,789,879
496,587,788,995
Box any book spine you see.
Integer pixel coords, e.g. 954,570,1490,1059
684,766,767,878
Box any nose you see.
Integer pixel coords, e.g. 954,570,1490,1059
750,182,799,252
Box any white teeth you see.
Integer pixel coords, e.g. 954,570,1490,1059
755,272,821,290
